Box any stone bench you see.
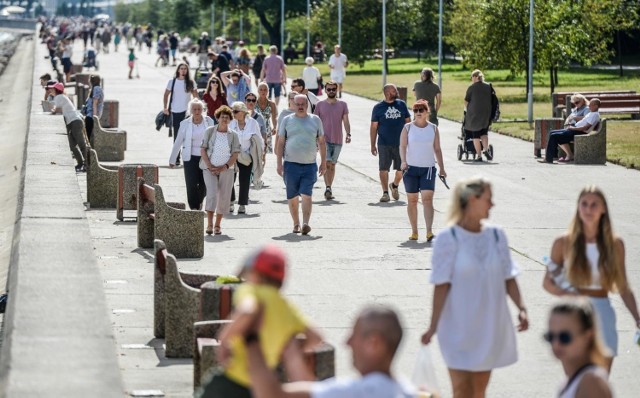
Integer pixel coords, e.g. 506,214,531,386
137,179,205,258
574,119,607,165
117,164,158,220
91,115,126,162
100,100,119,128
86,149,118,209
193,321,335,389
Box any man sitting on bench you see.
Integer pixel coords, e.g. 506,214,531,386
541,98,600,164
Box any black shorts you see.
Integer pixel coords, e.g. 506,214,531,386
62,57,72,74
378,145,402,171
465,128,488,139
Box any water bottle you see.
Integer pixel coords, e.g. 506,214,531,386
543,256,576,293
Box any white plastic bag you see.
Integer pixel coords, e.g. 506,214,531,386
411,345,440,398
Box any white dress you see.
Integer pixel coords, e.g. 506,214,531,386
430,224,519,371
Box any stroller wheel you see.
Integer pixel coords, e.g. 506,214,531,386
465,152,469,160
488,145,494,159
457,144,463,161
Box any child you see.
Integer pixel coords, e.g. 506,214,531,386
48,82,89,172
197,244,322,398
128,48,136,79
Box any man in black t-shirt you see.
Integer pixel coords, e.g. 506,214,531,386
209,52,230,78
169,32,179,66
197,32,212,69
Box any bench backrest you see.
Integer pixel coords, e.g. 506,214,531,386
554,90,635,106
139,180,155,206
155,244,168,275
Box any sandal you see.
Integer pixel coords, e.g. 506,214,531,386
427,232,435,242
214,226,221,235
409,233,418,241
292,224,301,234
206,225,213,235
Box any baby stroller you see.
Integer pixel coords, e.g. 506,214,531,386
83,48,99,70
457,111,494,161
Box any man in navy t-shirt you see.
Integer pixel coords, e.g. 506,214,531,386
370,84,411,202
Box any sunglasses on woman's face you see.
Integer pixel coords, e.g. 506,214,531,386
210,81,219,86
543,330,574,345
413,108,426,113
246,98,257,103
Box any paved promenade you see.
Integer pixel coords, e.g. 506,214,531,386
16,40,640,396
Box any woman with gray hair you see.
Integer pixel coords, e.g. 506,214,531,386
422,176,528,398
413,67,441,125
170,99,215,210
464,69,493,161
303,57,322,95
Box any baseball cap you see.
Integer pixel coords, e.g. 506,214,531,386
47,82,64,91
241,244,286,282
44,79,57,88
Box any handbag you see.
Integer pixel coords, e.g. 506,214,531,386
237,151,252,166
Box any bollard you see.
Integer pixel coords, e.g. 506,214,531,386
100,99,119,128
397,86,408,102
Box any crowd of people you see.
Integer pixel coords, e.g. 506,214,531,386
37,16,640,398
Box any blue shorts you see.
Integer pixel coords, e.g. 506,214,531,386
268,82,282,98
402,166,437,193
283,162,317,199
326,143,342,163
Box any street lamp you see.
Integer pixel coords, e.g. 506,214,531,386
338,0,342,47
437,0,443,89
306,0,310,58
280,0,284,56
382,0,387,87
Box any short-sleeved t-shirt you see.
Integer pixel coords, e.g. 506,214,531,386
54,94,83,124
413,81,441,110
213,55,230,76
311,372,415,398
314,99,349,144
329,53,348,75
225,78,251,106
464,81,492,132
224,284,307,387
166,79,191,113
278,114,324,164
197,37,211,53
371,100,410,146
575,111,600,131
263,54,285,83
85,86,104,117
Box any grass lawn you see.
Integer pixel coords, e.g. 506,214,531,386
286,58,640,169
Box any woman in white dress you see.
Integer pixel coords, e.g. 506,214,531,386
546,297,612,398
421,176,529,398
543,186,640,373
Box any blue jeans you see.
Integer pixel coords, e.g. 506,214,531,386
545,128,585,162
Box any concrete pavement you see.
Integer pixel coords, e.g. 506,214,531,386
15,38,640,397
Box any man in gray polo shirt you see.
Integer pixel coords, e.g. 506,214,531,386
277,94,327,235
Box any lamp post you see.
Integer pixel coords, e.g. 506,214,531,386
280,0,284,56
437,0,443,89
306,0,310,58
382,0,387,87
210,3,215,38
239,11,243,41
338,0,342,47
527,0,534,126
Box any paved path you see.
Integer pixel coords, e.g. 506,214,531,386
42,40,640,397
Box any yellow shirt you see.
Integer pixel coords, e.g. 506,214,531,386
224,284,307,387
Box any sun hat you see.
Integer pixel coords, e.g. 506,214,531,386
305,57,314,65
241,244,286,282
47,82,64,92
231,101,249,114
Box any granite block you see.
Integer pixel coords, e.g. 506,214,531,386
193,320,230,388
200,282,240,321
86,149,118,208
575,119,607,165
100,99,119,128
117,163,158,221
137,178,155,248
534,118,563,158
91,115,126,162
154,184,205,258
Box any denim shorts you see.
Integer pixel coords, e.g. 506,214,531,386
378,145,402,171
267,82,282,98
403,166,437,193
283,161,317,199
326,143,342,163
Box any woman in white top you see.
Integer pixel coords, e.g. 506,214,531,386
229,101,264,215
422,176,529,398
302,57,322,95
543,186,640,372
546,297,612,398
169,99,215,210
200,106,241,235
399,99,446,242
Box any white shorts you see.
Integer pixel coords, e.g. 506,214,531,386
330,72,345,84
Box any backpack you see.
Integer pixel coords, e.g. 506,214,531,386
489,83,500,123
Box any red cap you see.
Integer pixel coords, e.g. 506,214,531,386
243,244,286,282
47,82,65,92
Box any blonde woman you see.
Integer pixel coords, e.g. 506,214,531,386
543,186,640,372
546,298,613,398
422,177,528,398
200,106,241,235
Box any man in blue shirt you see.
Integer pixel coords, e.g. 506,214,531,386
370,84,411,202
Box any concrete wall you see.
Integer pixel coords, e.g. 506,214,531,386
0,19,37,31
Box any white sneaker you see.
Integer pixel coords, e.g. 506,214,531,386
238,205,246,214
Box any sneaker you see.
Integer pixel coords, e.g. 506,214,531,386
324,188,334,200
483,150,493,161
75,164,86,172
389,183,399,200
238,205,246,214
380,192,390,203
229,204,234,213
474,156,483,162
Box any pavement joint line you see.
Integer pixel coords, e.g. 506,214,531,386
22,216,85,220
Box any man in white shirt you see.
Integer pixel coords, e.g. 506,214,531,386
328,45,348,98
541,98,601,163
245,305,415,398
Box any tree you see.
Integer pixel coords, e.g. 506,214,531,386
199,0,308,50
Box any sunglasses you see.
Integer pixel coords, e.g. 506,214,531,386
246,98,257,103
413,108,427,113
232,110,242,114
210,81,219,85
543,330,574,345
325,88,337,92
572,101,580,105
